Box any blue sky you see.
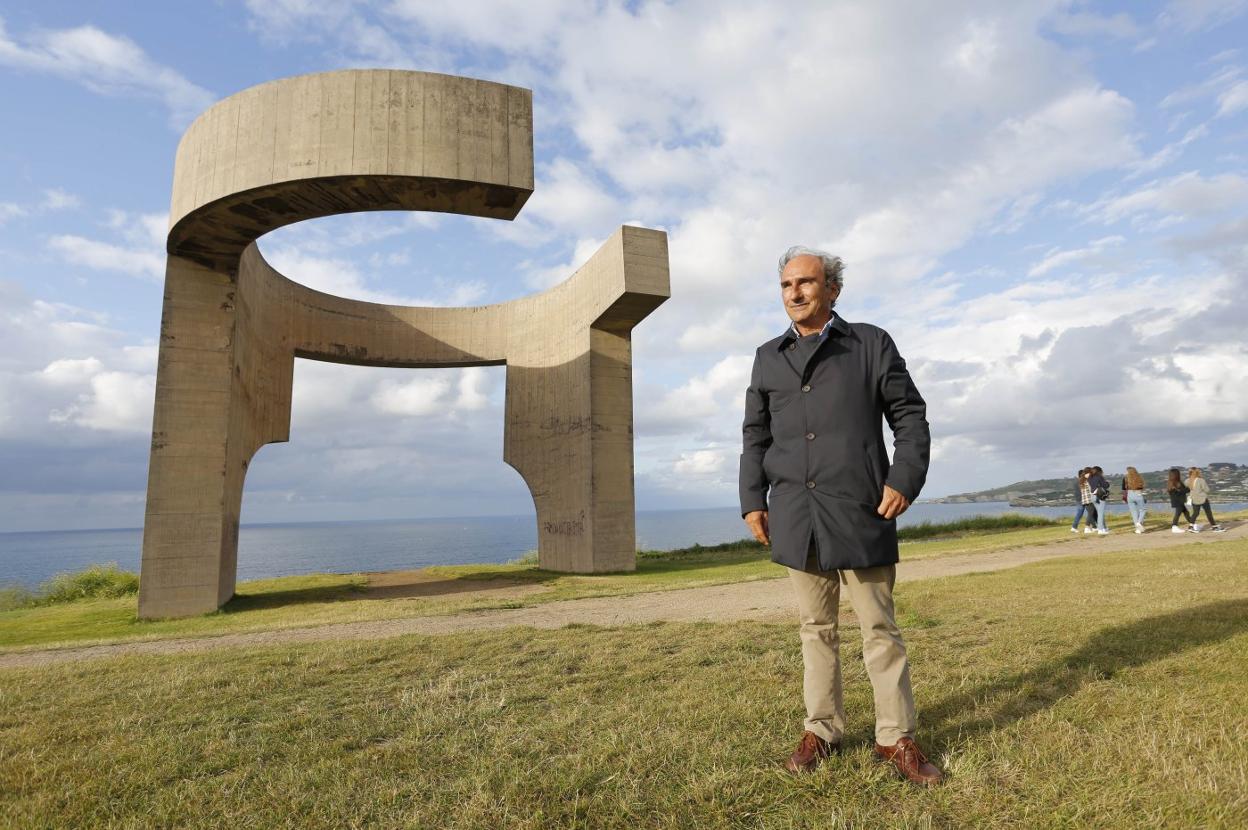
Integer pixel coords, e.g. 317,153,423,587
1,0,1247,531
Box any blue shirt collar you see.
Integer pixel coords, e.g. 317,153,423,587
788,311,839,343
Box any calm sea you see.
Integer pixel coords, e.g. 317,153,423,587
2,501,1243,589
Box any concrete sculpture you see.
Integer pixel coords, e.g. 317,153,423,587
138,70,670,619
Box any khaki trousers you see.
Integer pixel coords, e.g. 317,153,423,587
787,554,917,745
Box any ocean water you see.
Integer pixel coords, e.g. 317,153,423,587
2,501,1243,589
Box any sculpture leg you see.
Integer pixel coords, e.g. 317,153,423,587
504,326,638,573
138,254,292,619
138,258,241,618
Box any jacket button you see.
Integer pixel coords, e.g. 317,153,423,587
787,343,796,351
806,433,815,440
806,481,816,489
801,384,811,392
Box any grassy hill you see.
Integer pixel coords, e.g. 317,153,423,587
928,462,1248,506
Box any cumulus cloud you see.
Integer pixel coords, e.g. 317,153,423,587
0,16,215,126
1086,171,1248,225
47,211,167,282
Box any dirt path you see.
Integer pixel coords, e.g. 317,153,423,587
2,523,1241,671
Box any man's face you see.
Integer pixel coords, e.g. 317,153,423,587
780,254,839,329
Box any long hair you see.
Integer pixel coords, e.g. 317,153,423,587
1124,467,1145,490
1187,467,1203,487
1077,469,1087,483
1167,468,1183,491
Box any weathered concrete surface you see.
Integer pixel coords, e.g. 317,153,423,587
139,70,670,619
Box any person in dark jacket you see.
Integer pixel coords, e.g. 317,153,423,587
739,246,939,786
1088,465,1112,535
1166,467,1193,533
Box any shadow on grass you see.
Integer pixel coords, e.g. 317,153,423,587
217,546,772,612
925,598,1248,746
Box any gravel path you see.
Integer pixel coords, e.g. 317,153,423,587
2,523,1241,671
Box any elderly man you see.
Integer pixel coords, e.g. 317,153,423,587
739,246,942,786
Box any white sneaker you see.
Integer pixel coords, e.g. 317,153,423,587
1134,525,1143,534
1171,525,1184,534
1212,525,1226,533
1097,529,1109,535
1083,527,1094,534
1188,524,1201,533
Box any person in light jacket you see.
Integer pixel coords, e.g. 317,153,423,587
740,246,940,786
1072,468,1097,533
1186,467,1224,533
1122,466,1147,534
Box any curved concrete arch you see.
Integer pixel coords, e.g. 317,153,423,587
138,70,670,618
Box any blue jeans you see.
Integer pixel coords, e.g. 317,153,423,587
1072,504,1094,529
1126,491,1146,525
1094,497,1109,531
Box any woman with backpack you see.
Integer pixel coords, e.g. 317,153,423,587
1167,468,1193,534
1186,467,1225,533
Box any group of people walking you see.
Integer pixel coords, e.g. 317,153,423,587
1072,466,1225,535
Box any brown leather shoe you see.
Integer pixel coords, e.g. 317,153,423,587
784,731,837,774
874,737,944,786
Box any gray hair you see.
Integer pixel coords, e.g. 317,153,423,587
778,245,845,297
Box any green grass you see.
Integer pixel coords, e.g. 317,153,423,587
0,563,139,612
1,511,1238,653
897,512,1059,541
1,541,1245,828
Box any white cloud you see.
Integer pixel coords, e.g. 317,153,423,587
261,246,487,307
640,354,754,439
514,158,621,239
46,209,167,282
49,235,164,281
522,236,607,291
1086,171,1248,224
1157,0,1248,32
49,370,155,433
1216,79,1248,116
0,188,80,224
1027,235,1126,276
372,375,454,417
671,446,734,479
40,188,80,211
0,16,215,126
1160,64,1242,109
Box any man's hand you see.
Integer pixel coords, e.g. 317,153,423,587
877,485,910,520
744,510,770,545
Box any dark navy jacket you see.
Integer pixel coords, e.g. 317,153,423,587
739,316,930,570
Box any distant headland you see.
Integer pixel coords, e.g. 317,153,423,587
925,462,1248,506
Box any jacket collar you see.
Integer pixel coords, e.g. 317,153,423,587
775,312,850,350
